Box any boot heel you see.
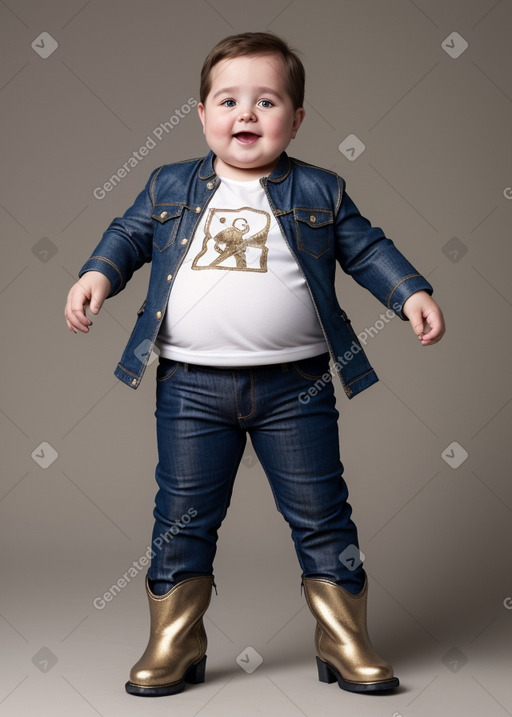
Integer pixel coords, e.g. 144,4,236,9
316,656,337,684
184,654,207,684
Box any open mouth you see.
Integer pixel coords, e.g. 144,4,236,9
233,132,260,144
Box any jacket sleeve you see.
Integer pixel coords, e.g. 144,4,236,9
334,182,433,319
78,167,161,297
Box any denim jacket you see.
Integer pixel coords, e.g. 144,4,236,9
79,150,433,398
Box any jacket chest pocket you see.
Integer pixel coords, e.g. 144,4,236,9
152,205,185,251
293,209,333,258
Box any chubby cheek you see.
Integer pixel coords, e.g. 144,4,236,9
266,118,293,140
209,119,232,142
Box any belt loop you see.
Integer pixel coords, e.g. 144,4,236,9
184,363,189,372
281,362,289,373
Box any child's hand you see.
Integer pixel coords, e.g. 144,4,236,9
402,290,445,346
65,271,111,334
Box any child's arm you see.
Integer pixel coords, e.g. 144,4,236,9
64,271,111,334
334,188,445,343
402,290,445,346
64,168,160,333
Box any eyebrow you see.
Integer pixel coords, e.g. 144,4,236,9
211,86,283,99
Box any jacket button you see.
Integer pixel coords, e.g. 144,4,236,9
181,238,188,245
167,274,172,281
156,311,162,319
207,181,214,189
131,378,137,386
195,206,201,213
160,211,168,219
309,215,316,223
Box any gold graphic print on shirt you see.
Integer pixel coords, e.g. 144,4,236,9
192,207,270,272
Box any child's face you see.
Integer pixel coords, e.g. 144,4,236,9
198,53,305,180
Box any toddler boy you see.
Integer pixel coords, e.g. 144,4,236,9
65,32,445,697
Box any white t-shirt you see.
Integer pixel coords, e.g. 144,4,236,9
156,175,327,365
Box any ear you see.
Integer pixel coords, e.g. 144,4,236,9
197,103,206,133
290,107,305,139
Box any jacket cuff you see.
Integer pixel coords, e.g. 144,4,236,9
78,256,124,297
388,274,434,319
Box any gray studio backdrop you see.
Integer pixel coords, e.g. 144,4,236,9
1,1,511,716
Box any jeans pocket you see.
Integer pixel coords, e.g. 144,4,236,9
292,352,331,381
156,358,179,382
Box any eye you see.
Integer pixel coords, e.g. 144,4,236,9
259,99,274,108
221,99,236,108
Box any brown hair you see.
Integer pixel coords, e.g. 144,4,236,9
200,32,305,109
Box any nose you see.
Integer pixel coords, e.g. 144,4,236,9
238,104,256,121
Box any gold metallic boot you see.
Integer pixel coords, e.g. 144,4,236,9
125,575,214,696
302,574,399,693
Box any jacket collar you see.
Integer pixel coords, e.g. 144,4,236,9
198,151,216,179
198,150,292,182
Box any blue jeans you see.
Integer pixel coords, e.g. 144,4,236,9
146,353,365,595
